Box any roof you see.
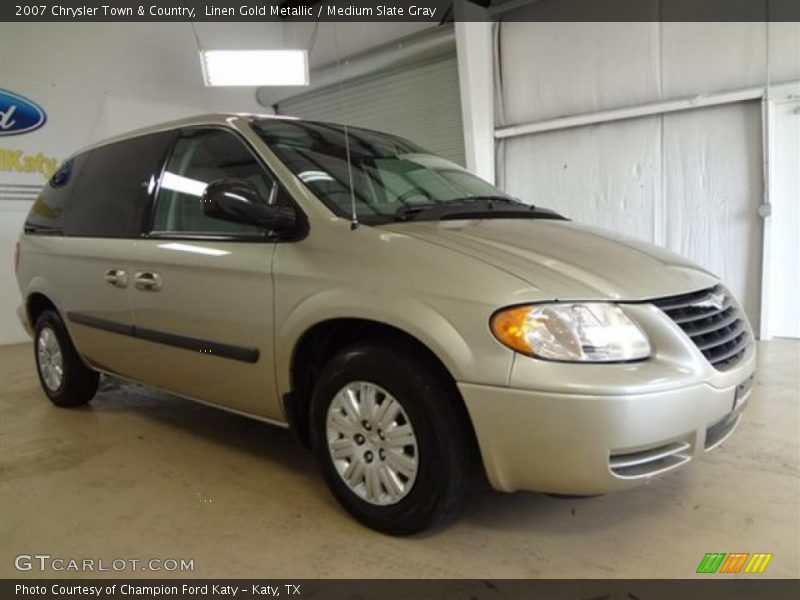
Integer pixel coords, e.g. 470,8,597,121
78,112,298,155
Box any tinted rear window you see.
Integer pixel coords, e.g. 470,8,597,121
26,131,174,237
66,132,174,237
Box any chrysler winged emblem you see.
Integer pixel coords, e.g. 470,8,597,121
694,291,726,310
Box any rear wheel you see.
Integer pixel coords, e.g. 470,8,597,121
34,310,99,407
310,342,470,535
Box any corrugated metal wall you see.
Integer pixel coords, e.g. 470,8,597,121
277,55,466,166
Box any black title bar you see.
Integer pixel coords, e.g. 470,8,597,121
4,579,800,600
3,0,800,22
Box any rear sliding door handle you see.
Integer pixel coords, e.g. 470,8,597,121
104,269,128,288
134,271,163,292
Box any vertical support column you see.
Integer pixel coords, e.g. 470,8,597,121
759,88,800,340
759,97,775,340
455,18,495,183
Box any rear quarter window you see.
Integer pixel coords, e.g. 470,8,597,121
25,154,88,234
65,131,174,237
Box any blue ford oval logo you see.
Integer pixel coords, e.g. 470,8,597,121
0,89,47,136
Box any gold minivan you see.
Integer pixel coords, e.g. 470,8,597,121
16,114,756,534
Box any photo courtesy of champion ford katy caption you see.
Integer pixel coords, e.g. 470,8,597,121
15,114,756,535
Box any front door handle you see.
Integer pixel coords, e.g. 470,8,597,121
134,271,163,292
104,269,128,288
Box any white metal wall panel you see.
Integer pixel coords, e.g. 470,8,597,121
277,55,466,165
494,18,793,334
497,22,660,125
662,22,800,98
499,116,662,242
662,102,764,331
499,103,763,328
660,23,767,98
768,22,800,82
497,20,800,128
767,99,800,338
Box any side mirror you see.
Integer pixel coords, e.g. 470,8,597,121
202,179,297,232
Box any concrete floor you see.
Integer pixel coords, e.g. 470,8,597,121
1,340,797,579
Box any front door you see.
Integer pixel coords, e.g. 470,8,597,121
131,127,283,420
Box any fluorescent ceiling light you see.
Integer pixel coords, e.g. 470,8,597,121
298,170,335,183
161,171,207,197
200,50,309,87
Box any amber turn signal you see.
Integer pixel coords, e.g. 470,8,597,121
490,306,539,355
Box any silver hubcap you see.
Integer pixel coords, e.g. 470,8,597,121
37,327,64,392
326,381,419,506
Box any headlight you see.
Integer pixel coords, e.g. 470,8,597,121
490,303,650,362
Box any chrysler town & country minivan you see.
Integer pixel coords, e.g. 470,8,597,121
15,114,756,534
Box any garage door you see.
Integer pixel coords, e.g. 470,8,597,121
275,54,466,166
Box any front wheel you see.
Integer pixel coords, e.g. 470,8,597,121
310,342,471,535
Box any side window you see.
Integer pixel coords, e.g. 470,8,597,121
152,129,277,235
65,132,174,238
25,153,89,234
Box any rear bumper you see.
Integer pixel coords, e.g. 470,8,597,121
459,351,756,494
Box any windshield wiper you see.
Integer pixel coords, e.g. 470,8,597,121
394,196,523,221
440,195,529,209
393,197,563,222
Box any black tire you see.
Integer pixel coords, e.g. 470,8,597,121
33,309,99,407
310,342,471,535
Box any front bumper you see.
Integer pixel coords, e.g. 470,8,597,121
460,301,757,494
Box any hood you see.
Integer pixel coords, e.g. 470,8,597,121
383,219,718,301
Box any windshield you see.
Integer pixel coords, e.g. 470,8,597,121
252,118,516,224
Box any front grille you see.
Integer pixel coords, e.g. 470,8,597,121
653,285,749,369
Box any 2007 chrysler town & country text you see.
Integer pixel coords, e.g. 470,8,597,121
15,115,756,534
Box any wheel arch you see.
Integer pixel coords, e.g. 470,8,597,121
25,291,60,329
282,315,479,457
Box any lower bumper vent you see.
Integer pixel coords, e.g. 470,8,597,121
610,440,692,479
